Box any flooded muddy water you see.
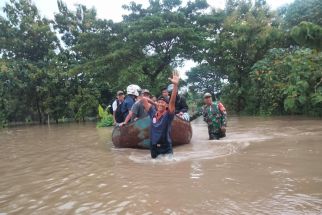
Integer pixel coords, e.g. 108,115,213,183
0,116,322,214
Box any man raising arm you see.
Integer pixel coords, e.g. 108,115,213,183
141,71,179,158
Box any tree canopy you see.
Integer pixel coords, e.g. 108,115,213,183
1,0,322,126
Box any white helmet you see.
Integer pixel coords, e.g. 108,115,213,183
126,84,141,97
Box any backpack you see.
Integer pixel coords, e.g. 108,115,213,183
115,100,125,123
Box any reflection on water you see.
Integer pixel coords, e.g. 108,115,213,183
190,161,203,179
0,117,322,214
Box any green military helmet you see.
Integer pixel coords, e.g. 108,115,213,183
203,92,212,98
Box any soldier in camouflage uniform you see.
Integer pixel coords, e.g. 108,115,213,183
202,93,227,140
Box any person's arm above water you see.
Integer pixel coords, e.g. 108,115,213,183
218,102,227,127
146,97,157,107
112,100,117,125
112,100,117,112
121,101,140,126
218,102,226,113
141,97,152,113
168,70,180,114
120,110,133,126
130,102,140,121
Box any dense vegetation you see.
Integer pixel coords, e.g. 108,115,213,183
1,0,321,126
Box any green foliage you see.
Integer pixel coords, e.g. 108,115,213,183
291,22,322,51
250,48,322,116
282,0,322,27
187,0,322,116
69,87,100,121
184,91,204,120
96,117,114,128
1,0,322,126
198,0,282,113
1,0,58,123
186,64,223,94
96,104,113,127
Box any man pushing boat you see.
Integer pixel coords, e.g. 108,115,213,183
141,71,180,158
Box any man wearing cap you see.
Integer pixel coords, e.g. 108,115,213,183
112,91,125,125
202,93,227,140
121,89,151,126
141,71,180,158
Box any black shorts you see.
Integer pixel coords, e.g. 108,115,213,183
150,142,173,159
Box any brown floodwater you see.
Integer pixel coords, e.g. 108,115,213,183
0,116,322,215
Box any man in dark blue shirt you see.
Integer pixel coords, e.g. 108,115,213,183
141,71,179,158
121,84,141,120
121,95,135,119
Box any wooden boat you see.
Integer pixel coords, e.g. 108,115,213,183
112,116,192,148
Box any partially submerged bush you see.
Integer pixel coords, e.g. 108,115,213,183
96,104,114,127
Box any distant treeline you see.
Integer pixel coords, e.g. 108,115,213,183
1,0,321,126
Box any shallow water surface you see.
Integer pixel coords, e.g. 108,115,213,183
0,117,322,214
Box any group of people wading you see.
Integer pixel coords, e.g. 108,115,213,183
110,71,227,158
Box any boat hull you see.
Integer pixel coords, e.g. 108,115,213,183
112,116,192,148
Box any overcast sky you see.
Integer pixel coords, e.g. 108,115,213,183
0,0,294,77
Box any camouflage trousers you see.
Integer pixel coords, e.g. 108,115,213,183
207,124,226,140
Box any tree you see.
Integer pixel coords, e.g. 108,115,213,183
291,22,322,51
206,0,282,112
54,1,111,119
186,64,224,95
1,0,322,125
250,48,322,116
0,0,58,123
282,0,322,27
109,0,209,94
